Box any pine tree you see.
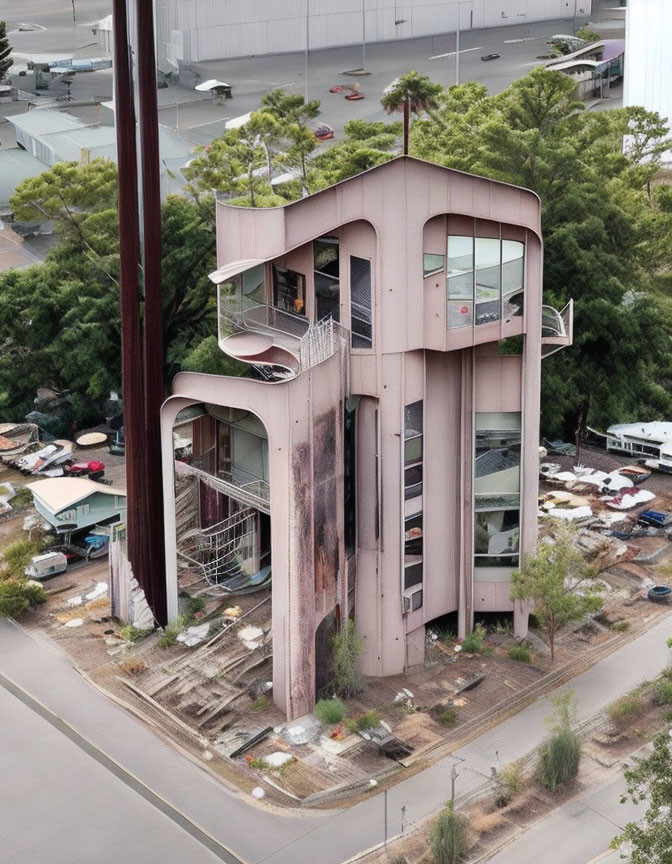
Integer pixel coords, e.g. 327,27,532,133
0,21,13,82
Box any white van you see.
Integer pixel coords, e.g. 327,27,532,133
24,551,68,581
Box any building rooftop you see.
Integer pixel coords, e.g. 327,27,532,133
27,477,125,512
607,421,672,443
0,148,45,208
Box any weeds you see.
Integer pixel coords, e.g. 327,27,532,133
652,678,672,706
494,762,524,807
250,694,270,712
345,710,380,733
469,807,505,835
507,643,533,663
314,697,346,725
462,624,487,654
608,694,645,728
331,619,363,698
120,624,150,643
612,620,630,631
158,614,190,648
185,596,206,616
120,654,146,675
537,693,581,792
431,705,458,727
431,800,470,864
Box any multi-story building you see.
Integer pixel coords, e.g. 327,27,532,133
160,156,572,719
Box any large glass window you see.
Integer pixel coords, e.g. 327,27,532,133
423,253,445,277
404,401,423,498
502,240,524,319
350,256,372,349
475,238,501,325
474,412,521,568
273,265,305,315
404,513,423,589
314,237,340,321
447,235,473,329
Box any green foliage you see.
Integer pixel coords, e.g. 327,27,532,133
179,335,248,377
613,729,672,863
431,800,471,864
158,615,190,648
652,678,672,706
608,694,645,728
461,624,487,654
0,578,46,617
120,624,150,643
433,707,458,727
495,762,524,808
412,68,672,438
612,620,630,631
574,28,601,43
510,523,602,662
314,697,347,725
250,694,270,712
507,643,533,663
185,595,206,616
380,70,443,116
0,21,13,81
345,710,380,733
1,539,41,579
537,693,581,792
331,619,364,698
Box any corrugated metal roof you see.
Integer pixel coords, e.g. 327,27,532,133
8,109,83,137
43,126,118,164
0,148,45,205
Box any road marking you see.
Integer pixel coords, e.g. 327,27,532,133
428,47,483,60
0,668,247,864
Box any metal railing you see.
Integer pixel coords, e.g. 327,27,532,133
541,303,570,338
175,450,270,512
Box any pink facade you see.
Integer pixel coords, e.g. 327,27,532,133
160,157,571,718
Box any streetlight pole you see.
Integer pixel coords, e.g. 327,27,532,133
361,0,366,71
305,0,310,102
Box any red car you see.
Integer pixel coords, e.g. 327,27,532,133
64,460,105,480
315,124,335,140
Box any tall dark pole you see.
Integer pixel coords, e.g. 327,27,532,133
137,0,167,624
112,0,150,608
403,96,410,155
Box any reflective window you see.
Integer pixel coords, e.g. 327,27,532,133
475,238,501,325
404,513,423,589
502,241,524,318
314,237,340,321
474,413,521,496
350,256,372,348
404,401,423,496
423,253,445,277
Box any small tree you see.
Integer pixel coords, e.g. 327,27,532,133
431,801,470,864
0,21,13,82
612,729,672,863
537,693,581,792
380,70,443,154
330,619,363,698
510,523,602,662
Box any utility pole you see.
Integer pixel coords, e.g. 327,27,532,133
450,763,459,802
383,789,388,844
304,0,310,102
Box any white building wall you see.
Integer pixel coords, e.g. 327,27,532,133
151,0,591,63
625,0,672,161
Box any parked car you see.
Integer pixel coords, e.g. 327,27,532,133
481,53,500,61
314,124,334,141
64,460,105,480
637,509,672,528
24,551,68,581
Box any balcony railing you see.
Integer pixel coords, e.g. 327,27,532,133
218,290,342,379
541,300,573,357
175,448,270,513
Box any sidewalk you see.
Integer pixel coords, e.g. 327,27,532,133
0,612,670,864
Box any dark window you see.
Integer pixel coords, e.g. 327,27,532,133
273,265,305,315
344,397,358,557
314,237,340,321
404,401,423,496
411,589,423,611
350,256,372,348
404,563,423,590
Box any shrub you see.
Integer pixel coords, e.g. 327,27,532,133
331,619,364,698
1,538,41,579
431,801,470,864
607,694,645,728
461,624,487,654
345,709,380,733
495,762,524,807
158,615,189,648
469,807,505,835
432,706,458,727
185,595,206,616
612,620,630,631
652,678,672,706
537,693,581,792
0,578,46,617
250,694,270,712
120,624,150,643
507,643,533,663
314,697,346,725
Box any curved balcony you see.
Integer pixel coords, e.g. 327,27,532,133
219,296,340,381
541,300,573,357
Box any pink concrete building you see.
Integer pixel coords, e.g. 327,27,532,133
160,156,572,719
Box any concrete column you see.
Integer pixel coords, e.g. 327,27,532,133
458,348,475,637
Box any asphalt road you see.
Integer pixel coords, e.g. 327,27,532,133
0,612,670,864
